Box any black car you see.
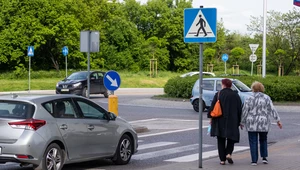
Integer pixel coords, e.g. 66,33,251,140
56,71,109,98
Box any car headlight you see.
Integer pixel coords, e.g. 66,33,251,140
73,82,82,88
56,83,59,87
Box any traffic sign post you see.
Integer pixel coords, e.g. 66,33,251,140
184,6,217,168
104,70,121,116
62,46,69,78
221,54,229,75
80,31,100,98
249,44,259,76
27,46,34,93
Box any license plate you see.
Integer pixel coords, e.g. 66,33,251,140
61,89,69,92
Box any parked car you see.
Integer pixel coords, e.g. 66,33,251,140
190,78,252,112
56,71,109,98
180,71,216,78
0,94,138,169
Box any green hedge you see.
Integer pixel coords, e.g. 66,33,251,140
164,75,300,101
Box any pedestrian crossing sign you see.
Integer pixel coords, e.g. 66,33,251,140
184,8,217,43
27,46,34,57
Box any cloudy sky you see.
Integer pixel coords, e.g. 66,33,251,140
192,0,296,34
138,0,297,34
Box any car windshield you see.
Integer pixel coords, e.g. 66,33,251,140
0,101,35,119
67,72,88,80
233,80,252,92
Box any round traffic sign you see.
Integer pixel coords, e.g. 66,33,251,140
249,54,257,62
222,54,228,62
103,70,121,91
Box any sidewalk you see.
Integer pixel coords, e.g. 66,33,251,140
144,135,300,170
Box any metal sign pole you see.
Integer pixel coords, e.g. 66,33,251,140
198,42,203,168
225,61,227,74
29,57,31,93
262,0,267,78
198,6,204,169
87,31,91,98
65,54,68,78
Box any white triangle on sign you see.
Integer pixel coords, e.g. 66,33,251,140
186,10,215,38
28,48,33,55
249,44,259,53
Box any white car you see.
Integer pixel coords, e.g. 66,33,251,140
180,72,216,78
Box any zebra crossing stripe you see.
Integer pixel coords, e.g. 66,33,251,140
138,142,178,150
164,146,249,162
132,144,213,160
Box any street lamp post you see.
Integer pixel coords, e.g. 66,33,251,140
262,0,267,78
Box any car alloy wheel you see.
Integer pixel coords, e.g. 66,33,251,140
112,134,132,165
35,143,64,170
46,147,62,170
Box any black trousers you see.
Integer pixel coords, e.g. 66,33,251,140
217,136,235,161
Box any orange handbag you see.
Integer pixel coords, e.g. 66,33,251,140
210,92,222,117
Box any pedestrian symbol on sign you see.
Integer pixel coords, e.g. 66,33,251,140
195,15,207,37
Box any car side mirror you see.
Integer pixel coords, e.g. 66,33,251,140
105,112,116,121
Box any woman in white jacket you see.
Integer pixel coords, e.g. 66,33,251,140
241,81,282,166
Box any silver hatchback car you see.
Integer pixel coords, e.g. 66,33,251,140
0,94,138,170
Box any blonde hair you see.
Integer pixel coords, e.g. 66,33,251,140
251,81,265,92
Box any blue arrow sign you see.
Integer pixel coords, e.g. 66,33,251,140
27,46,34,57
104,70,121,91
62,46,68,56
184,8,217,43
222,54,229,62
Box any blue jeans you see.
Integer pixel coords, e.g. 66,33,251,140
248,132,268,163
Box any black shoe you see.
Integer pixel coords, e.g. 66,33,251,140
226,156,234,164
262,157,268,164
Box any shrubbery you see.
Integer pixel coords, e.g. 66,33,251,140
164,75,300,102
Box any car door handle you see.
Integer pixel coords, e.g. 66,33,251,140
87,125,94,130
60,124,68,130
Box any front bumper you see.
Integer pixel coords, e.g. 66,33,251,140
56,87,82,95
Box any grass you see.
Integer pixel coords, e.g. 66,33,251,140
0,70,181,92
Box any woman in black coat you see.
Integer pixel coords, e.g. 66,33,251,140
207,78,242,165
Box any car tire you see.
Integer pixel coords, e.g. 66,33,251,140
112,134,133,165
193,99,206,112
103,90,109,98
82,87,87,97
34,143,64,170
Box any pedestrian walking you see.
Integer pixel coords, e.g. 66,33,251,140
207,78,242,165
241,81,282,166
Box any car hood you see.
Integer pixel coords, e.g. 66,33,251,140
58,79,85,84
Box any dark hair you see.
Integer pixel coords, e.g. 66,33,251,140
222,78,232,88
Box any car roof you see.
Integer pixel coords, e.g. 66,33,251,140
202,77,238,81
0,94,84,103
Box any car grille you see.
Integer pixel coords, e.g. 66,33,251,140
60,85,72,88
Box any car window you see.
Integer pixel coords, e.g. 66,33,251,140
97,72,104,78
67,72,87,80
91,72,98,80
216,80,222,91
43,99,77,118
76,100,106,119
233,80,252,92
0,101,35,119
202,80,214,91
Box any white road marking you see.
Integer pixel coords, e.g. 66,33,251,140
138,142,178,150
165,146,249,162
129,118,158,124
132,144,213,160
138,127,209,138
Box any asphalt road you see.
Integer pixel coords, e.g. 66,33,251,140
1,94,300,170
